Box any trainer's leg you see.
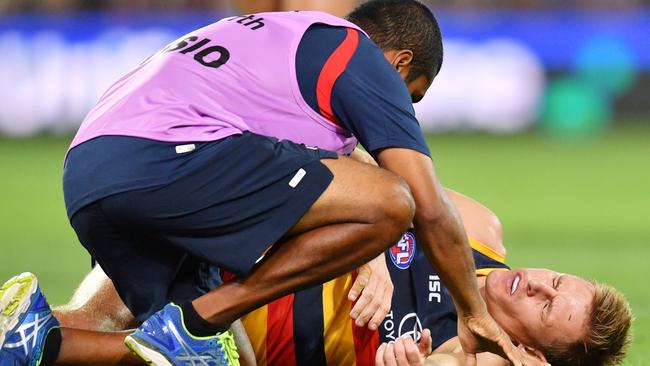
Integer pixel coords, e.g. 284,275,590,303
193,156,415,325
52,266,258,366
53,329,141,366
55,325,256,366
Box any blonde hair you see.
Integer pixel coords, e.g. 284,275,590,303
542,282,632,365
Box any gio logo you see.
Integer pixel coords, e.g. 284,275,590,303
389,232,416,270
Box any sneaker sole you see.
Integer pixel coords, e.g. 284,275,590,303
124,334,174,366
0,272,38,349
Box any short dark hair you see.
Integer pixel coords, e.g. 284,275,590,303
346,0,443,83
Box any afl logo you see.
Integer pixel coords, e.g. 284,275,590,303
390,232,416,269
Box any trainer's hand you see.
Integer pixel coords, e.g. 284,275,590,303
458,310,550,366
375,330,432,366
348,253,393,331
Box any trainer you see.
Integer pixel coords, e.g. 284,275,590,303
46,1,542,365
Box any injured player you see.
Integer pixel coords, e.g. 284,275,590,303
11,189,629,366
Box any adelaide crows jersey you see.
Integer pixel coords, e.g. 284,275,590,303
240,230,509,366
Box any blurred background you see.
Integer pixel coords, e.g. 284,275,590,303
0,0,648,363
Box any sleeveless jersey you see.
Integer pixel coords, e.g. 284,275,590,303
70,11,362,154
240,231,509,366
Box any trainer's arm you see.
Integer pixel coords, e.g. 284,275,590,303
376,149,542,366
319,29,541,364
375,148,483,316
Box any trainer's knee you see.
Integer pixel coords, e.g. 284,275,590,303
372,171,415,234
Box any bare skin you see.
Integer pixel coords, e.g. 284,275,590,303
191,156,414,324
56,329,140,366
52,189,595,366
350,144,531,365
377,268,595,366
362,51,535,365
47,149,400,365
49,149,536,366
375,193,592,366
50,247,391,366
46,26,541,366
50,189,523,366
50,155,413,366
53,271,258,366
53,271,146,365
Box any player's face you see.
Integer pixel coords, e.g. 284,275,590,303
484,268,594,349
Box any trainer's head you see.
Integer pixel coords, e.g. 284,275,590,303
346,0,442,103
484,268,632,365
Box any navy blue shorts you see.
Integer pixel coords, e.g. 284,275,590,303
68,132,337,320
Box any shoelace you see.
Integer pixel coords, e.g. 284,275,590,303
218,331,240,366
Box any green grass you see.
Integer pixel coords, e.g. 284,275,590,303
1,127,649,364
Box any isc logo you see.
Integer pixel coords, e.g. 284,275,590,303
429,275,441,303
389,232,416,270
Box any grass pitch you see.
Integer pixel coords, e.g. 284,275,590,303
0,126,648,364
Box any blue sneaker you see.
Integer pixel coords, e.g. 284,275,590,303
124,303,240,366
0,272,60,366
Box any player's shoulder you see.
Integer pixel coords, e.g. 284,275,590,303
446,189,506,258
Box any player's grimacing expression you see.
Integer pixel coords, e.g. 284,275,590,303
484,268,594,351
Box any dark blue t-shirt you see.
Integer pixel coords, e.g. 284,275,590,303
296,24,431,157
64,24,431,218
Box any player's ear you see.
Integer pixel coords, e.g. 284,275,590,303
517,344,548,363
386,49,414,80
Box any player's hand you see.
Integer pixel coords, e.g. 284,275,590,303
457,310,551,366
348,253,393,330
375,330,432,366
